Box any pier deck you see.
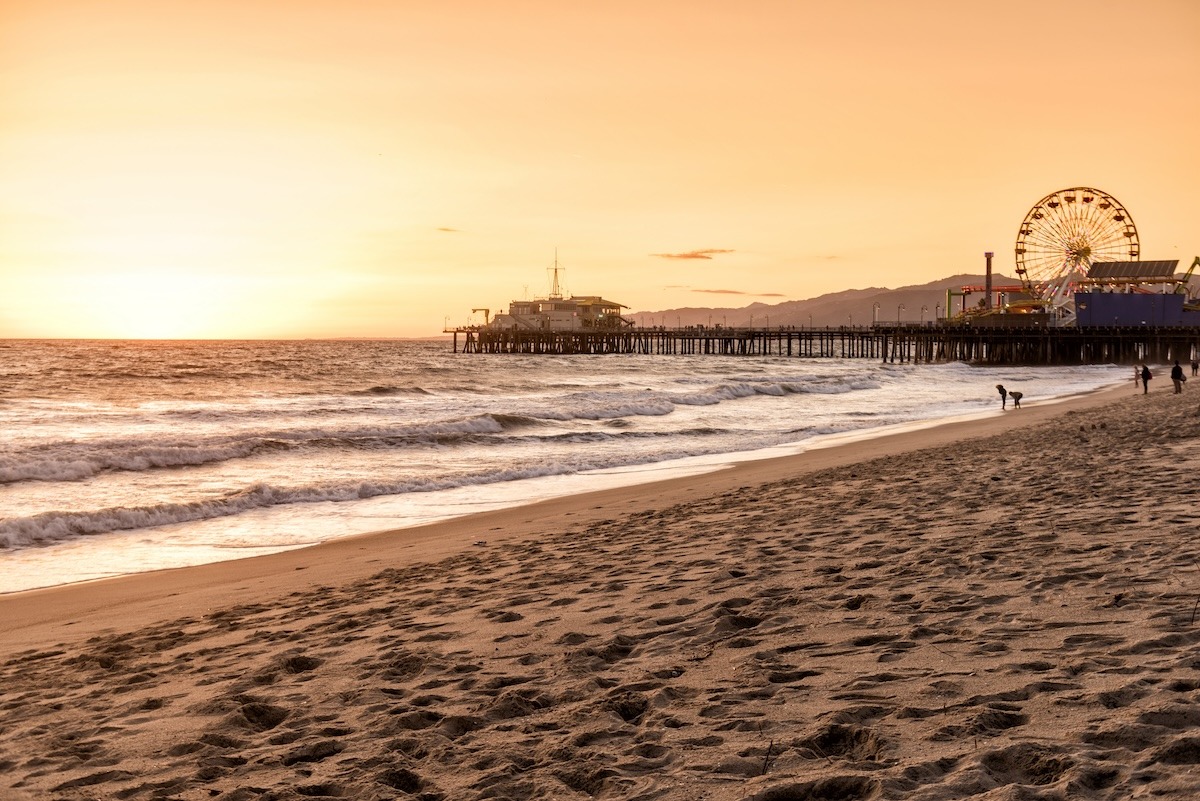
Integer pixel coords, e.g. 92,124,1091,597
445,325,1200,365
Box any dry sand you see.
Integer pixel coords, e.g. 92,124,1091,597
4,382,1200,800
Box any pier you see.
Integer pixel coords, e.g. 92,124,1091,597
446,324,1200,365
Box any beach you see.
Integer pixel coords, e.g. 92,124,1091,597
1,340,1127,594
4,382,1200,799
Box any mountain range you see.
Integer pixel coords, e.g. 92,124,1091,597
629,273,1023,328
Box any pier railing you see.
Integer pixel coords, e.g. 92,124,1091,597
445,324,1200,365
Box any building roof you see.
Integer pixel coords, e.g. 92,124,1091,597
569,295,628,309
1087,260,1180,282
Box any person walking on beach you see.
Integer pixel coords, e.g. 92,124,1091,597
1141,364,1152,394
1171,360,1186,393
1192,358,1198,377
996,384,1007,409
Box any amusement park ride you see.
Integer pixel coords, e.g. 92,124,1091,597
960,186,1198,326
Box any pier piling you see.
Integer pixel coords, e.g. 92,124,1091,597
447,325,1200,365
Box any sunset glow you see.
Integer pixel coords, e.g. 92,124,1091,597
2,0,1197,339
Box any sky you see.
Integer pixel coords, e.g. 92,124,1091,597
2,0,1198,339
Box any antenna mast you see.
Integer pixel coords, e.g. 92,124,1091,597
548,248,565,299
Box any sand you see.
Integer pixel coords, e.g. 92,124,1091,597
4,381,1200,800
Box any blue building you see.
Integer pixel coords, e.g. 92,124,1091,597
1073,260,1200,327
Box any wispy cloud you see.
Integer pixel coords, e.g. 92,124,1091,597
693,289,786,297
651,249,734,260
436,227,461,233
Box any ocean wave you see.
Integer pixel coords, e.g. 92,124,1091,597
349,385,434,396
0,440,291,484
1,380,859,485
512,426,731,446
666,379,859,404
488,413,542,428
0,413,545,484
0,471,574,548
0,484,325,547
0,433,780,549
667,383,759,406
531,399,677,421
531,380,820,418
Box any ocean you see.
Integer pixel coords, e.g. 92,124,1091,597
0,339,1128,593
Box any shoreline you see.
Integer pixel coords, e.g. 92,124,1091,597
0,375,1126,596
8,381,1200,798
0,383,1129,647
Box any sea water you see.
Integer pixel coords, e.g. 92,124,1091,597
0,339,1128,592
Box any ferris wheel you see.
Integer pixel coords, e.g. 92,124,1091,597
1014,187,1139,313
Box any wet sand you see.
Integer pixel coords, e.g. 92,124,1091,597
4,381,1200,800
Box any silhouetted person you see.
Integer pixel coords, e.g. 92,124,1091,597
1010,390,1023,408
1191,358,1198,377
1141,364,1152,394
1171,360,1185,393
996,384,1007,409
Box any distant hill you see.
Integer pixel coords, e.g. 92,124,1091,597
630,274,1023,328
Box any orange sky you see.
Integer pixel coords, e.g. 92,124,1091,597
2,0,1198,339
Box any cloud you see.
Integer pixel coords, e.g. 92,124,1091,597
693,289,786,297
436,227,461,233
651,249,735,260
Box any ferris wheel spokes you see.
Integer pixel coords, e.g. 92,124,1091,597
1014,186,1139,315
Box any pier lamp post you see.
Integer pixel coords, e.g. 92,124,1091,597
897,304,905,326
808,313,813,329
936,303,942,321
872,302,880,325
847,312,853,328
921,305,928,325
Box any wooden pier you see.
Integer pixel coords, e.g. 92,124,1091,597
446,324,1200,365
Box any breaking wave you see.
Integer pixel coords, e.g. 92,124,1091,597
0,381,803,484
0,432,765,549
